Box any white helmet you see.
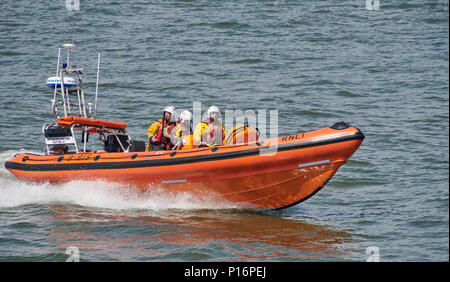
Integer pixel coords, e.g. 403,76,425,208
207,106,220,116
179,110,193,124
164,106,176,122
206,106,221,121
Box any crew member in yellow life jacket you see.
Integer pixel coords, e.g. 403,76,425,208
171,110,194,150
146,106,176,151
193,106,226,147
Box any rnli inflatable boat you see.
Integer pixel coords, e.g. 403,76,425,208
5,120,364,209
4,44,365,209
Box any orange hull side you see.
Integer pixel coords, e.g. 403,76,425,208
5,126,364,209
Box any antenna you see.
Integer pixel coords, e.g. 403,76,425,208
55,47,61,76
63,43,74,68
94,51,101,118
52,48,61,117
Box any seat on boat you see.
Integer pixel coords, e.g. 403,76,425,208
104,134,129,152
128,140,146,152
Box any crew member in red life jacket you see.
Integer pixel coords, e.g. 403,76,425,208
193,105,226,147
146,106,176,151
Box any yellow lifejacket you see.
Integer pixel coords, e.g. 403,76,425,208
193,121,225,146
171,123,194,149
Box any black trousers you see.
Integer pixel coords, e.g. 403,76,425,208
148,142,168,151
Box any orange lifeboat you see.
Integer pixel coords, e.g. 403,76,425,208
5,122,364,209
5,44,366,209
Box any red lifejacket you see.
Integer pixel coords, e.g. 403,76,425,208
155,119,175,146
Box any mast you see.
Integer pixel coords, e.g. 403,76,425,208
94,51,101,119
44,44,134,155
51,48,61,118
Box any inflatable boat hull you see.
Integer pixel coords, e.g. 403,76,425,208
5,125,364,209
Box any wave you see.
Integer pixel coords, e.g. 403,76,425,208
0,150,241,211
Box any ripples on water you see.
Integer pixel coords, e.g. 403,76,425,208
0,0,448,261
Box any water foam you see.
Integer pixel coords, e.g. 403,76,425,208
0,150,241,211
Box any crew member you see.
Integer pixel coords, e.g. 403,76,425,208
171,110,194,150
193,105,225,147
146,106,176,151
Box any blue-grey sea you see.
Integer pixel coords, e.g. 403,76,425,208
0,0,448,262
